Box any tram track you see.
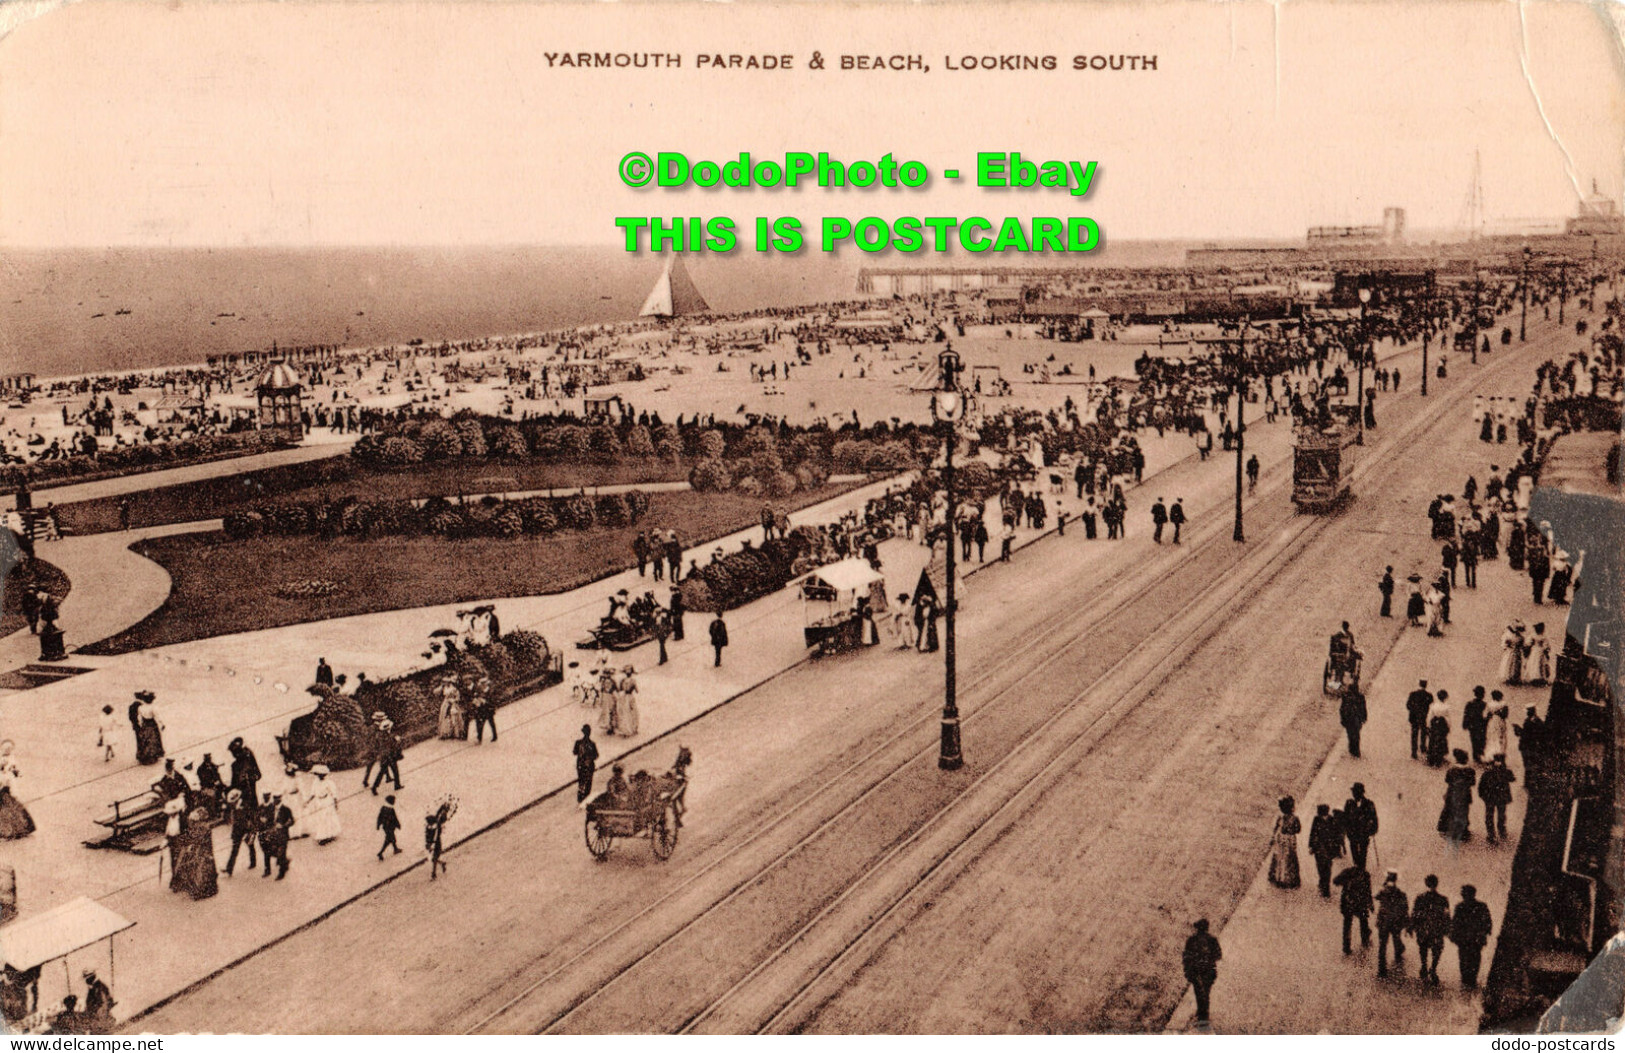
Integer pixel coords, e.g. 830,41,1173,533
463,333,1542,1035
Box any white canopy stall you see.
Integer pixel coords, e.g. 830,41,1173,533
0,897,132,1032
798,558,887,655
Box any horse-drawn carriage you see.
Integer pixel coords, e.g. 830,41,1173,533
584,748,691,862
577,591,662,652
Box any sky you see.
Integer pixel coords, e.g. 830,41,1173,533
0,0,1619,247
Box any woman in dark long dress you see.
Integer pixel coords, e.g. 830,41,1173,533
1440,751,1477,842
169,807,219,900
1268,796,1302,888
0,742,36,840
134,695,165,766
1426,697,1452,768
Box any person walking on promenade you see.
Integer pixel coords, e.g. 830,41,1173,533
1378,566,1395,618
1486,697,1510,763
1441,750,1477,842
1407,680,1433,760
974,517,990,559
709,613,729,667
1308,803,1345,898
633,531,650,577
1340,678,1367,758
96,705,118,763
371,719,404,794
1412,876,1452,986
1406,575,1426,626
1479,755,1515,844
1342,783,1378,869
1183,919,1222,1026
1463,687,1489,763
469,678,498,744
222,788,258,877
1375,871,1410,978
1461,538,1479,588
1169,499,1186,544
315,657,333,687
574,725,599,807
376,795,402,859
425,800,453,881
1500,622,1526,685
1426,691,1452,768
1450,886,1494,989
1246,454,1260,493
654,608,670,665
669,587,685,641
1441,540,1459,587
1334,863,1373,954
1268,796,1301,888
1151,498,1168,544
1527,543,1550,606
228,737,261,811
259,793,292,880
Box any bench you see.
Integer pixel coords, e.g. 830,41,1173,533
84,790,169,855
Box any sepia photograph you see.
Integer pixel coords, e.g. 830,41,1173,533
0,0,1621,1037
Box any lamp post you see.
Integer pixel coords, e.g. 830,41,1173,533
1520,246,1531,342
1421,275,1432,396
1231,317,1248,543
1557,259,1569,325
1469,271,1482,365
1356,287,1370,446
932,344,965,772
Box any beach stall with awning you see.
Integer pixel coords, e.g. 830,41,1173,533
798,558,886,655
0,897,132,1031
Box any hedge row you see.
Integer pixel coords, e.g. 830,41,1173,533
223,490,652,540
1,431,294,491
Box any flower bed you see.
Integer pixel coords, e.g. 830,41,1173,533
279,629,561,770
223,490,652,541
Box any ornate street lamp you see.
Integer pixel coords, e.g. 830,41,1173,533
1228,317,1249,543
931,344,966,771
1356,287,1371,446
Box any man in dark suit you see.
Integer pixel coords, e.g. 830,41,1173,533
1182,919,1222,1025
1342,783,1378,869
222,788,259,877
376,795,402,859
314,657,333,687
709,613,729,667
1411,875,1451,986
258,794,292,879
1308,803,1345,898
371,719,404,793
1378,566,1395,617
1450,885,1494,988
1169,499,1186,544
573,725,600,806
1333,863,1373,953
1479,756,1515,844
1406,681,1433,760
1150,498,1168,544
1374,871,1409,978
1340,679,1368,758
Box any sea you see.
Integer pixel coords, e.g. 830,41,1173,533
0,242,1196,381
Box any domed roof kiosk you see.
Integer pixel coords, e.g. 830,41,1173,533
256,360,305,441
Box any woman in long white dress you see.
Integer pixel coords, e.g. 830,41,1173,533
302,765,342,844
1499,624,1526,684
597,665,619,734
1525,623,1553,685
614,668,640,738
1423,585,1445,637
1485,702,1510,761
436,678,467,740
279,763,309,839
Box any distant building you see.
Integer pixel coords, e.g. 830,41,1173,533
1567,183,1624,236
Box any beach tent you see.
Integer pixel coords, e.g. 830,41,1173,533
639,256,712,318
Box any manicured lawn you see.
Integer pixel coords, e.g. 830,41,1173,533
83,483,856,654
56,456,689,535
0,557,70,637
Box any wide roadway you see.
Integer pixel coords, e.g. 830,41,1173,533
134,320,1563,1034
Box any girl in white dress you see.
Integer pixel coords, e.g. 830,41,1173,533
1525,623,1553,685
1499,623,1526,684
